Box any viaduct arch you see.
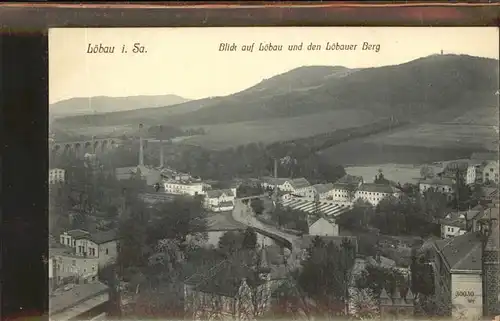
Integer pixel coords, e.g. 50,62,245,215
50,138,123,158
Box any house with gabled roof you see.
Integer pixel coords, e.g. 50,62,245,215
355,183,400,206
419,177,455,201
261,177,312,196
281,177,312,195
308,217,339,237
431,232,485,319
204,188,236,212
183,250,282,320
59,229,118,268
303,183,334,200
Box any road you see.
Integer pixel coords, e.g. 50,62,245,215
232,198,303,270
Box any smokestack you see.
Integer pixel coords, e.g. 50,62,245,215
159,125,164,168
274,158,278,178
139,123,144,166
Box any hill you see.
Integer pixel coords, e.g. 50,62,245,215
53,55,499,151
49,94,190,118
53,65,358,128
164,54,497,126
57,54,497,129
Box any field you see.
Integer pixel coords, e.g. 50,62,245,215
51,123,136,139
366,123,498,150
178,109,381,150
345,164,422,185
446,105,499,126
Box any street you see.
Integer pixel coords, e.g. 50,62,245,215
232,198,303,269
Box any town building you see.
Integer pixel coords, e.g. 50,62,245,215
308,217,339,237
59,229,118,268
430,214,500,320
183,252,281,320
304,183,334,200
483,187,499,205
49,168,66,184
261,177,311,195
483,160,499,184
49,245,100,290
328,183,357,204
439,211,468,238
114,166,138,181
419,178,455,200
204,188,237,212
163,179,207,196
431,232,484,318
466,162,485,185
355,183,400,207
325,175,364,203
49,282,110,321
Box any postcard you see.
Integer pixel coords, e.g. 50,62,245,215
48,27,499,321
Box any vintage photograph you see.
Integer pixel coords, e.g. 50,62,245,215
48,27,499,321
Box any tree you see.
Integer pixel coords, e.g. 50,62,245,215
271,205,309,233
420,165,435,179
49,183,72,235
298,237,356,316
218,231,245,255
410,249,435,297
354,264,405,298
250,198,265,215
242,227,258,250
117,217,148,271
147,196,208,245
336,199,373,232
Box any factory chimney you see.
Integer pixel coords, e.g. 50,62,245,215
159,125,164,168
139,123,144,166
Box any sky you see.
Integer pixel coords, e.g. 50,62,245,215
49,27,498,104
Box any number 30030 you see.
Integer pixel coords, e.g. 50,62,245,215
456,290,474,297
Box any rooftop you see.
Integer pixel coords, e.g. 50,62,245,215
358,183,396,194
49,245,78,258
163,179,203,186
309,217,335,227
184,252,269,297
434,232,483,272
261,177,290,186
312,183,334,195
483,187,499,200
65,229,90,240
419,177,455,186
366,255,396,269
206,189,235,198
49,282,109,315
89,230,118,244
281,197,351,217
289,177,311,190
